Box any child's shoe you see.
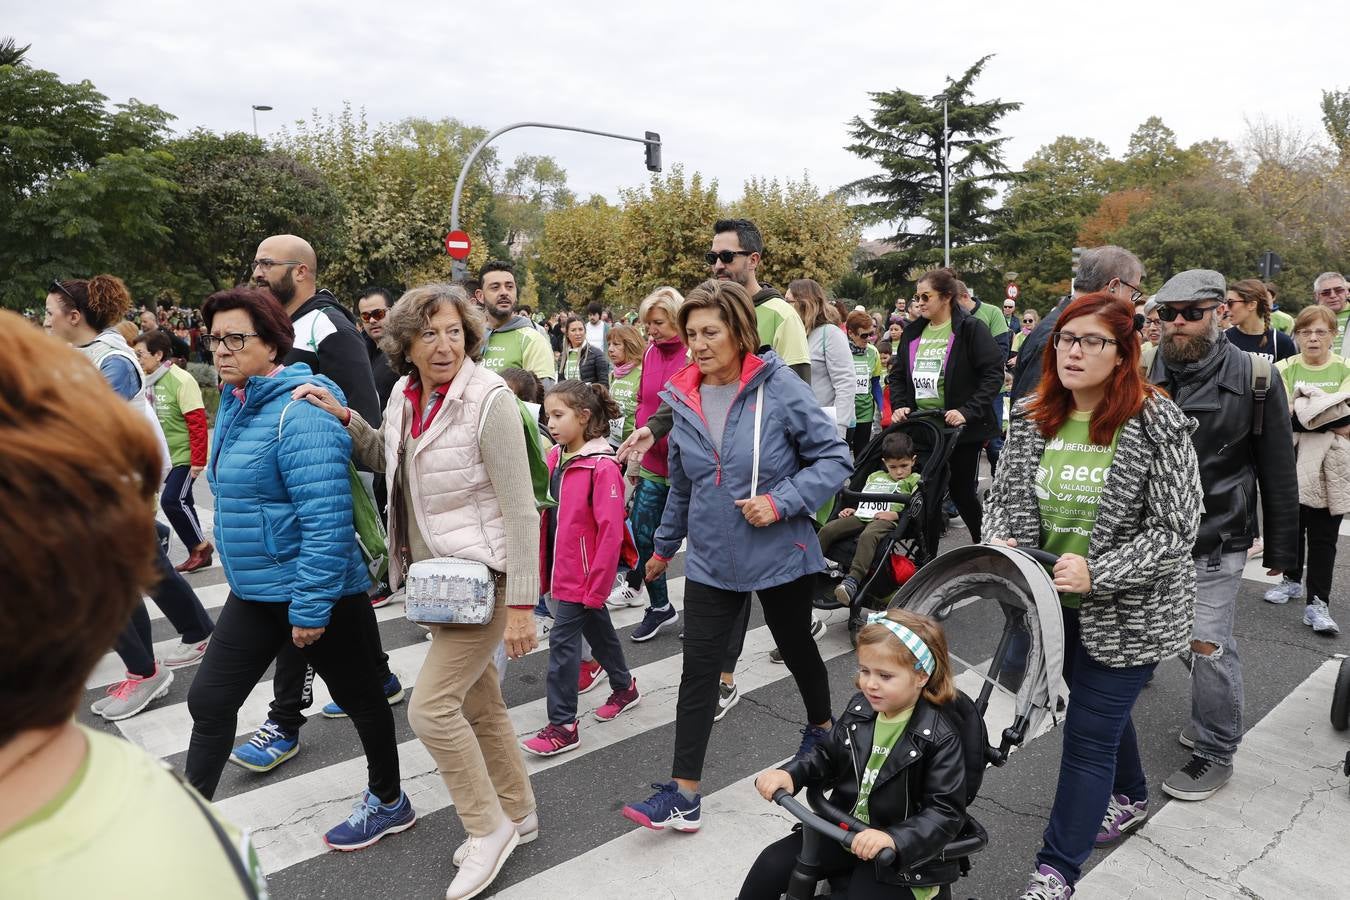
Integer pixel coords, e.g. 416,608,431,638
577,659,606,694
834,576,860,606
520,722,579,757
594,678,640,722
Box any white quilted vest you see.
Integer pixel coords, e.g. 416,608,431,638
383,358,509,586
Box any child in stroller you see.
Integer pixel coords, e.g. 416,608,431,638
817,432,920,608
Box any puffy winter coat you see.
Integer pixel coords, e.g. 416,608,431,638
540,438,638,607
207,364,371,627
653,351,852,592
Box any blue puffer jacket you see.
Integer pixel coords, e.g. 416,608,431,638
654,351,853,592
207,364,371,627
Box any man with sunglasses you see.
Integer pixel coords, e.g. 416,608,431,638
357,287,400,409
1314,272,1350,354
1148,268,1297,804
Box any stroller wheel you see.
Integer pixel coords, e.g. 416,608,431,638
1331,657,1350,731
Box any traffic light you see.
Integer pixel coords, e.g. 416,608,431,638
644,132,662,173
1258,250,1282,280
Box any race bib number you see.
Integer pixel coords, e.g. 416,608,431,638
855,501,890,521
912,362,940,400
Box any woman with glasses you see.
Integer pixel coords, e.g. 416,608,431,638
844,310,885,460
1225,279,1295,364
984,292,1201,899
1263,305,1350,635
887,267,1003,544
185,286,416,854
1012,308,1040,354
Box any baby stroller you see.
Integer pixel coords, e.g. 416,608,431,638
814,411,962,645
773,543,1070,899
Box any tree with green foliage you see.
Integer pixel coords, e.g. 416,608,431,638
731,176,860,289
843,55,1021,296
0,37,30,66
1322,88,1350,165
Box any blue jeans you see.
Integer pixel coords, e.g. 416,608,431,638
545,601,632,725
1188,551,1246,766
1038,607,1155,885
628,477,671,611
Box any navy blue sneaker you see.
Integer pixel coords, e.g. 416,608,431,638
630,605,678,642
321,673,406,718
794,722,832,762
230,720,299,772
622,781,701,832
323,790,417,851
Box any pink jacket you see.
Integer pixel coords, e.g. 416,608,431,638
636,335,688,478
540,437,638,608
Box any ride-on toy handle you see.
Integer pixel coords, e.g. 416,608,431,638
772,789,897,868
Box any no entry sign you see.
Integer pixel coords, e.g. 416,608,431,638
444,230,472,260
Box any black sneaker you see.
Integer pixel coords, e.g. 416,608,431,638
770,616,826,663
793,722,832,761
1161,754,1232,801
631,605,678,642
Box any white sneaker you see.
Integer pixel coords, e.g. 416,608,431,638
1246,538,1264,560
163,636,210,668
713,681,739,723
98,665,174,721
453,812,538,866
1264,578,1303,605
445,817,519,900
606,579,647,609
1303,599,1340,635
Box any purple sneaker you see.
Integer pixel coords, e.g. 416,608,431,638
1096,793,1148,844
1020,863,1073,899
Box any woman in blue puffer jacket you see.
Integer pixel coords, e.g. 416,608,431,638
185,286,415,853
621,279,852,834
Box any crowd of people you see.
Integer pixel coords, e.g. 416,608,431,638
4,213,1348,900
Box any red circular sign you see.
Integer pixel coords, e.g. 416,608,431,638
444,230,472,260
1006,283,1020,300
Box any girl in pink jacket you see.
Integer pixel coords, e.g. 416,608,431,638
521,381,641,757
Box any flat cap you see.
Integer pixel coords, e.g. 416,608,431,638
1155,269,1226,304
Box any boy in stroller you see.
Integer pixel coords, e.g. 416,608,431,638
817,432,920,607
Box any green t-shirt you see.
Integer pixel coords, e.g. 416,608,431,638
609,364,643,443
852,343,883,423
912,320,952,410
755,295,811,366
855,469,921,520
1036,411,1121,608
483,325,556,384
150,364,207,468
852,706,913,824
1276,353,1350,397
562,347,582,381
970,301,1010,338
0,727,268,898
1270,308,1294,335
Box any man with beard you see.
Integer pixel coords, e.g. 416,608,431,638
477,260,556,388
1148,269,1296,803
229,235,403,774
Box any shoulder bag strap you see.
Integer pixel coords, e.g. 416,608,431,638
749,383,764,499
167,766,260,899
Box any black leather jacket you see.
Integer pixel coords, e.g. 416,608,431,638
1148,335,1298,569
780,694,967,889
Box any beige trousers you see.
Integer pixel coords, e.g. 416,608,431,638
408,588,536,836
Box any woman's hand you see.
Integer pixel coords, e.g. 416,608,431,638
292,626,325,648
892,407,911,424
645,556,669,583
944,409,967,427
734,495,778,527
504,607,539,659
987,537,1018,548
850,828,897,861
292,383,348,423
189,465,205,478
617,426,655,464
754,769,794,801
1053,553,1091,594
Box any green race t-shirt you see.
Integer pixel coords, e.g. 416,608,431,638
853,343,882,423
562,347,582,381
855,470,920,520
912,321,952,410
1277,353,1350,397
755,295,811,366
852,706,913,824
970,301,1010,338
483,326,556,383
1270,308,1294,335
1036,410,1121,608
151,364,207,468
609,363,643,443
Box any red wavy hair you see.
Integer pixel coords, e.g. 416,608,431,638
1026,292,1160,446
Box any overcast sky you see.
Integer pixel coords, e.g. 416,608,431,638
10,0,1340,237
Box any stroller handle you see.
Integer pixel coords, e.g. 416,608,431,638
771,789,897,868
1015,547,1061,568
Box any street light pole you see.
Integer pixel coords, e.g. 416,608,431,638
448,121,662,280
942,99,950,269
251,104,273,138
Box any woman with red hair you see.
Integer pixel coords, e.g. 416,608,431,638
983,293,1202,900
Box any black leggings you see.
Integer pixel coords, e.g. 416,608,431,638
847,423,874,462
185,592,401,802
115,523,215,677
946,442,983,542
1289,503,1343,606
740,830,933,899
674,575,832,781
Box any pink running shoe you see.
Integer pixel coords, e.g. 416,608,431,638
594,678,640,722
520,722,579,757
577,659,605,694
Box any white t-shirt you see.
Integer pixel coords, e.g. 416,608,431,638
585,321,607,353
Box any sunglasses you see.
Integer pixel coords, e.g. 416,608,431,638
50,279,78,302
359,308,389,323
1156,304,1221,322
704,250,752,266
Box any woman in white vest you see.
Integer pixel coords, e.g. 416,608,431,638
292,282,541,900
44,276,215,722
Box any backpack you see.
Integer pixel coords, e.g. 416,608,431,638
1248,352,1272,437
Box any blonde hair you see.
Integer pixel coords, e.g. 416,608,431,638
113,321,140,344
639,286,684,326
854,609,956,704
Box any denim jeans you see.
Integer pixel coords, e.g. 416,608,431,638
626,477,671,611
1038,608,1155,885
545,600,632,725
1188,551,1247,766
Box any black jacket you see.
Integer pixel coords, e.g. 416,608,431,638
887,305,1004,444
558,342,610,385
285,290,382,426
363,331,400,411
781,694,967,889
1010,295,1069,404
1148,334,1298,567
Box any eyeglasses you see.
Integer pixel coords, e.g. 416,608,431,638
203,332,259,352
1295,328,1333,338
359,308,389,323
251,258,303,272
704,250,752,266
1156,304,1221,322
1115,278,1144,304
1022,317,1035,324
1052,331,1120,355
1317,285,1347,298
50,279,78,302
858,330,876,338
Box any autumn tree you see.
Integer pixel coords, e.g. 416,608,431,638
537,197,623,308
731,176,860,289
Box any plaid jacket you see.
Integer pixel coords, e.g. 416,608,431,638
983,394,1202,668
